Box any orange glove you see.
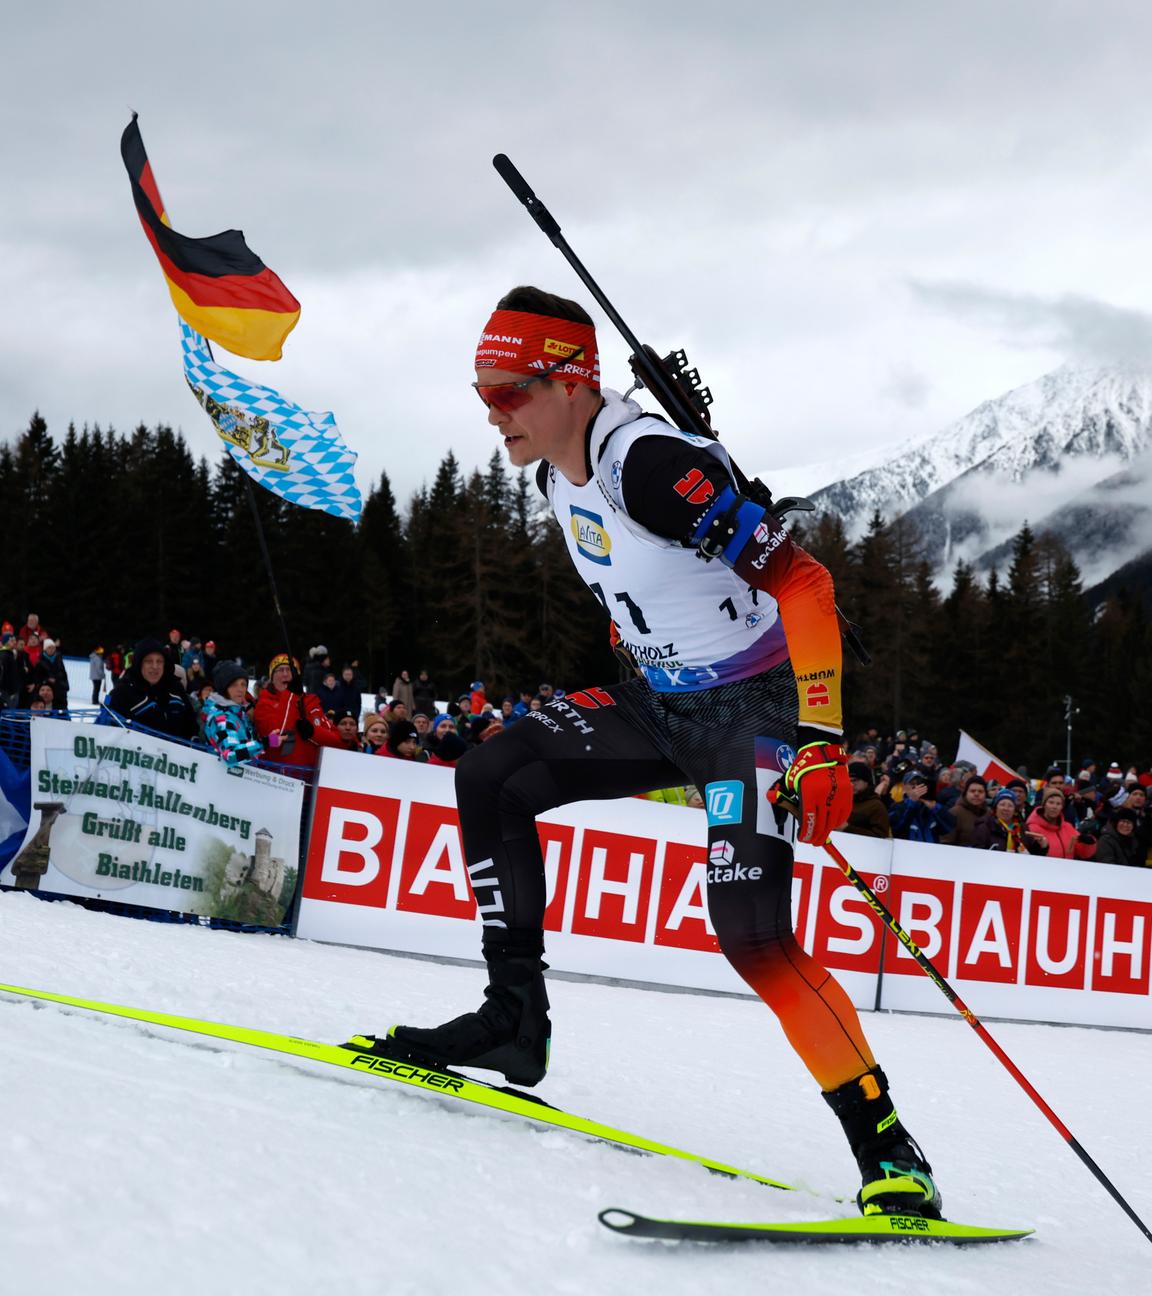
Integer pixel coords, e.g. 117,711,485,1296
780,741,852,844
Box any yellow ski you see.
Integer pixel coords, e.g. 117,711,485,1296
599,1207,1033,1244
0,981,793,1190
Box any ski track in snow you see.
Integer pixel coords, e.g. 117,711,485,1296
1,892,1149,1295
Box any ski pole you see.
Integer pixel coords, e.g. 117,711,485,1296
821,833,1152,1247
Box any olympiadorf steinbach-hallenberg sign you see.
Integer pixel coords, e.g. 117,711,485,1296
0,718,303,926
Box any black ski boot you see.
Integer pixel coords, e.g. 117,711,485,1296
344,952,551,1087
823,1067,943,1219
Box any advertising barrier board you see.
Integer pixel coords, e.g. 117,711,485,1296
297,751,1152,1030
874,839,1152,1028
0,718,304,926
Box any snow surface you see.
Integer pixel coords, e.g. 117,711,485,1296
2,892,1150,1295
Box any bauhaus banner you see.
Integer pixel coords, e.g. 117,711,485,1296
297,751,1152,1031
0,719,304,926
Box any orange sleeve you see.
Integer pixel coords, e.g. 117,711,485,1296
733,533,843,734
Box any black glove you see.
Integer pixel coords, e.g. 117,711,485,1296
288,670,305,696
295,714,315,741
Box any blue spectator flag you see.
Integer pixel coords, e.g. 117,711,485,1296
0,745,30,875
181,322,361,521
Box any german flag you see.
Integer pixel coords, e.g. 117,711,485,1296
120,114,300,361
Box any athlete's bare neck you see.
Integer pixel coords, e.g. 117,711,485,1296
551,396,605,486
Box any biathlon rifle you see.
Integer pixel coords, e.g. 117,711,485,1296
491,154,870,666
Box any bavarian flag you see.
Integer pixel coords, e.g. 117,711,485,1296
120,114,300,361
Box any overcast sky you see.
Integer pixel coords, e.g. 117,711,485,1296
5,1,1152,509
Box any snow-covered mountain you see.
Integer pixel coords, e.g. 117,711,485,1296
806,365,1152,586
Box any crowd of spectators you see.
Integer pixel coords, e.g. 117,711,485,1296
4,613,1149,869
840,726,1152,868
0,614,75,712
1,616,572,779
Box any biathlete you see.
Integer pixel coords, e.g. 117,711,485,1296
346,286,942,1218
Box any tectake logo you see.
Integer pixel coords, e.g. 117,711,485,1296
708,839,735,866
569,507,612,565
705,780,744,826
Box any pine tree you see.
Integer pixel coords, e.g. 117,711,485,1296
999,524,1059,767
359,470,409,685
935,561,991,757
6,412,60,626
849,511,900,732
406,453,468,689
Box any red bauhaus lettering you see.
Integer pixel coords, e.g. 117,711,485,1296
570,829,655,943
1091,898,1152,996
1025,890,1089,989
792,861,816,946
884,876,955,976
302,788,399,908
810,871,884,973
957,884,1023,984
539,821,575,932
654,843,717,952
396,802,475,920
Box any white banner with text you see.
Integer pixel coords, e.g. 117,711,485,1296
0,718,304,926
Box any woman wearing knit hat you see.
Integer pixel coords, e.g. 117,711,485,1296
362,714,389,755
377,719,426,762
202,662,262,767
1024,786,1080,858
1092,808,1147,868
988,790,1044,855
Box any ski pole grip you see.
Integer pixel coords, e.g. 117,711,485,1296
493,154,562,243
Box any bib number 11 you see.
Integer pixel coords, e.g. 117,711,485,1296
589,583,651,635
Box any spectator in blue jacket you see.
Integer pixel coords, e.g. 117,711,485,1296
201,662,262,767
889,771,954,843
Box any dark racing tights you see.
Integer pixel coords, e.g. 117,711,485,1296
455,665,877,1092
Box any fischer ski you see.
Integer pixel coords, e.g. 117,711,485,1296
599,1208,1034,1245
0,982,792,1190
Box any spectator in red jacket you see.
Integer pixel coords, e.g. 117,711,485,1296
427,731,468,768
253,652,344,769
17,612,45,647
333,709,362,751
1024,786,1081,859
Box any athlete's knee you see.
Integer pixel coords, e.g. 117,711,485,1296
707,834,796,965
454,733,557,823
455,740,515,810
